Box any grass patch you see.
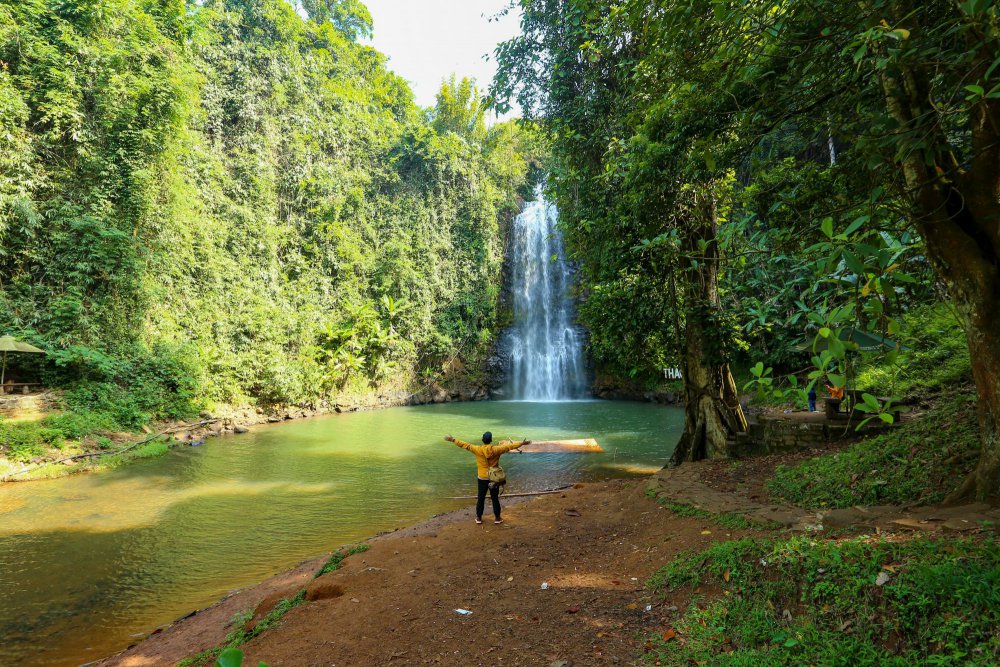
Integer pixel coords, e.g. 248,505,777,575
645,534,1000,666
103,440,172,470
0,407,120,463
0,420,67,462
768,390,979,508
13,461,74,480
178,593,306,667
132,440,170,458
317,543,370,577
658,499,774,531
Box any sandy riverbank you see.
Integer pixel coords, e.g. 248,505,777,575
95,477,751,667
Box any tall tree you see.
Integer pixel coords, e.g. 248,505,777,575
697,0,1000,499
300,0,372,40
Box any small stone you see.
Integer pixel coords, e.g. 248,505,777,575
549,661,573,667
234,425,249,434
350,597,360,603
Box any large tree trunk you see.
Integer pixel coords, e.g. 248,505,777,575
879,54,1000,501
670,325,746,463
669,186,747,465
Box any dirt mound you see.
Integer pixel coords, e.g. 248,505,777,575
305,579,345,602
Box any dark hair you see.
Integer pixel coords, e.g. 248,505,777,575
482,431,492,444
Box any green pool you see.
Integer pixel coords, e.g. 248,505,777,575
0,400,681,666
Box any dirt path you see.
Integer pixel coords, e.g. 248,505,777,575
99,479,756,667
648,460,1000,533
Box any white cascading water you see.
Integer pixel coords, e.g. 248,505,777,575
504,194,588,400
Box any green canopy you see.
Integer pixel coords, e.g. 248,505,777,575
0,335,46,387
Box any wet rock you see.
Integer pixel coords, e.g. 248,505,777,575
234,425,249,434
428,383,449,403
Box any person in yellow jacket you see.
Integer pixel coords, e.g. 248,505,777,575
445,431,531,524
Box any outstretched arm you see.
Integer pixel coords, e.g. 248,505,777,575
496,439,532,454
445,435,475,451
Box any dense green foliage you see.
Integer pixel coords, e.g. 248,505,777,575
491,1,939,389
855,305,972,399
647,534,1000,665
491,2,998,475
0,0,539,434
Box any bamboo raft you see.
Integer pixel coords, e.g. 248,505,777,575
516,438,603,453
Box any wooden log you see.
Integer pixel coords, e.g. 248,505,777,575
515,438,603,453
445,485,573,499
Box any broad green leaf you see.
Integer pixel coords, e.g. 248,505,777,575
820,217,834,239
843,215,869,236
829,336,846,356
217,649,244,667
842,249,866,275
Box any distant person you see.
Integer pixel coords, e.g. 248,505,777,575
808,387,817,412
445,432,531,525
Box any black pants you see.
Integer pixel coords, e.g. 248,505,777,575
476,478,501,520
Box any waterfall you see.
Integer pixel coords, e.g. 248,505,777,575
503,193,588,400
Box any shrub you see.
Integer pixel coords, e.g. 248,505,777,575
645,534,1000,666
0,420,65,462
